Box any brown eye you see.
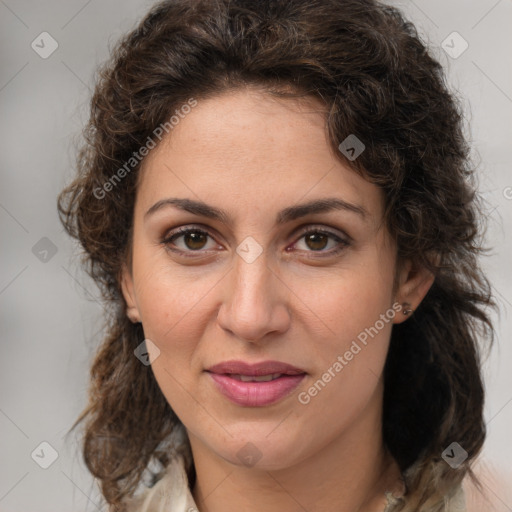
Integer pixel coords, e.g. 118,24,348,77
162,227,217,254
291,227,350,256
304,232,329,251
181,230,208,250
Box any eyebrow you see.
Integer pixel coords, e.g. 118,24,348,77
144,197,368,225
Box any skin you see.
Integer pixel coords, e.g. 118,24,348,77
121,86,434,512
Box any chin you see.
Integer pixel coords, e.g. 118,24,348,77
214,432,303,471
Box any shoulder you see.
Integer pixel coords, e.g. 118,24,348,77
463,458,512,512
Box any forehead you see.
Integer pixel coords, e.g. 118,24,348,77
135,88,383,224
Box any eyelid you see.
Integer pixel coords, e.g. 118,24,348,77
293,223,352,243
289,225,351,257
161,224,222,255
161,223,352,257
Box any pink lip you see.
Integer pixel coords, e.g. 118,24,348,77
207,373,306,407
206,360,307,407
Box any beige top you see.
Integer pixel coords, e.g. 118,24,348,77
124,452,468,512
123,423,476,511
122,422,512,512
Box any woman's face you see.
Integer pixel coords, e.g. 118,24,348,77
121,87,429,470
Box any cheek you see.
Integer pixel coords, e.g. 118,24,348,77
305,257,394,339
130,244,206,346
298,248,396,384
136,269,214,350
307,283,393,380
132,263,216,414
296,276,395,426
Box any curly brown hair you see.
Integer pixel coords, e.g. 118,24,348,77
57,0,495,510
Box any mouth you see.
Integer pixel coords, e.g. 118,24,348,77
222,373,292,382
205,360,307,407
206,359,306,377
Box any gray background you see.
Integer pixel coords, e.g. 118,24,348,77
0,0,511,510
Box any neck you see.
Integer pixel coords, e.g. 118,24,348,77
189,386,403,512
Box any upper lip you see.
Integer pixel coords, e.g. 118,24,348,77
206,360,306,376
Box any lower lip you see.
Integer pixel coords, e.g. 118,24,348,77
207,372,306,407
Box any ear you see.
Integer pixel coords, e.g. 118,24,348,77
393,258,435,324
120,262,141,324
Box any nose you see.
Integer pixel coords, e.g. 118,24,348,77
216,251,291,343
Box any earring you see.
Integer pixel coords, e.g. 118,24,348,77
402,302,413,316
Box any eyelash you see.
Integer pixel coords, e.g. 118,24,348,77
160,224,351,259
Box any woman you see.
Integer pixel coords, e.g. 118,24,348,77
57,0,498,510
